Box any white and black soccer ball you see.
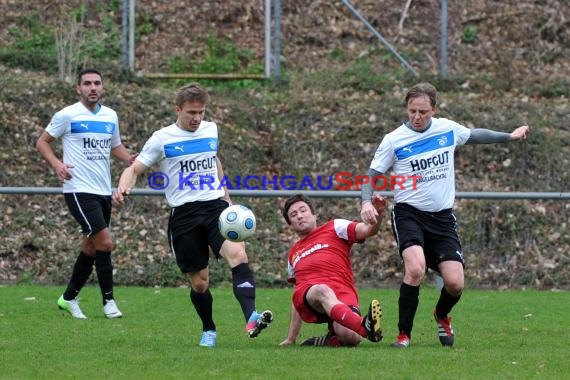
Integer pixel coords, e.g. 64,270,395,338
218,204,256,242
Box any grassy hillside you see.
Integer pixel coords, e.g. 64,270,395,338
1,67,568,289
0,0,568,288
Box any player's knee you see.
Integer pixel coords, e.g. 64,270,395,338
189,277,209,293
91,229,114,252
188,269,209,292
402,247,425,280
97,239,114,252
405,265,425,282
444,282,463,297
222,242,248,265
309,284,335,300
191,282,209,293
311,284,326,297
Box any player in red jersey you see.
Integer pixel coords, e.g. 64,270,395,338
279,194,387,347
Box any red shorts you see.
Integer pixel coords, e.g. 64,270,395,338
292,282,359,324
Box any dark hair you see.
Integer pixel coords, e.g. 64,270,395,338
405,82,438,108
175,82,210,108
282,194,315,224
77,68,102,85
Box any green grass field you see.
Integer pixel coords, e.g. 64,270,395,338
1,285,568,379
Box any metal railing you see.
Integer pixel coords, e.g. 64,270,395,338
1,187,569,200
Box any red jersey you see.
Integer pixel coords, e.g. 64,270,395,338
287,219,362,292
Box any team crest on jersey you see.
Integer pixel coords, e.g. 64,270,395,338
208,139,217,150
104,124,113,133
438,135,448,146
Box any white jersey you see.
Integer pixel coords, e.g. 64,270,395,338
370,117,471,212
137,121,224,207
46,102,121,195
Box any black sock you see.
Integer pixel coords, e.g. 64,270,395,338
190,288,215,331
63,251,94,300
231,263,256,321
398,283,420,337
95,250,114,305
435,287,461,319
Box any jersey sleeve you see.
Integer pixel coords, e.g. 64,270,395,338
448,119,471,146
45,110,70,138
137,131,165,167
370,135,395,173
333,219,361,243
109,111,122,148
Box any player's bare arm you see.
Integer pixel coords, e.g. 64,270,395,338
36,131,74,181
111,144,138,165
113,160,147,204
279,303,303,346
216,157,231,204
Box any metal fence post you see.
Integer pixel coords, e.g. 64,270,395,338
273,0,282,84
439,0,448,77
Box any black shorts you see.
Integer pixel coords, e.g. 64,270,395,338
167,198,229,273
64,193,112,237
391,202,464,273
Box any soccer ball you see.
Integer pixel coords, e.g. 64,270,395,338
218,204,256,242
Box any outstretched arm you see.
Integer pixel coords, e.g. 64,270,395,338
466,125,530,145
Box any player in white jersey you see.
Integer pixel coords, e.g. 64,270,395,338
360,83,530,348
36,68,135,319
113,83,272,348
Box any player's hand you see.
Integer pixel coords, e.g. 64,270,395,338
371,194,387,216
360,201,378,224
511,125,530,141
55,162,74,181
279,338,295,346
112,185,131,205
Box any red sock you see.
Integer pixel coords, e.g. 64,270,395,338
330,304,366,337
